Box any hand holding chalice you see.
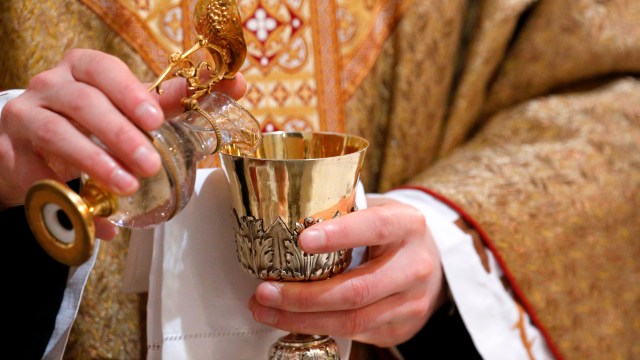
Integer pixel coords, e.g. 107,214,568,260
220,131,368,359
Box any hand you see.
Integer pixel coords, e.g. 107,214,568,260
0,48,246,237
249,196,447,347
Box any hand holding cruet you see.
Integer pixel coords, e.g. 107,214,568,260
19,0,261,266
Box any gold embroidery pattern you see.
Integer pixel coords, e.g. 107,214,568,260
78,0,409,136
79,0,183,74
238,0,327,132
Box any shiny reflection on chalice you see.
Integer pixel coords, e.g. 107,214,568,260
220,131,368,360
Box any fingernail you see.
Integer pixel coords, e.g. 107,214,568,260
299,228,326,252
135,101,162,128
111,168,138,194
133,145,161,175
257,282,282,307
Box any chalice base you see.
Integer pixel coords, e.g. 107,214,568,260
269,333,340,360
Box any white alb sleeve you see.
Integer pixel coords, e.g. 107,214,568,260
0,89,24,108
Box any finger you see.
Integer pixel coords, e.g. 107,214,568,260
43,81,161,178
254,246,435,313
151,77,188,119
153,73,249,118
95,218,119,240
249,289,431,345
298,200,427,253
22,107,140,194
215,72,248,100
64,49,164,130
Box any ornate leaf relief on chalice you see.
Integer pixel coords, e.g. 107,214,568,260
233,210,356,282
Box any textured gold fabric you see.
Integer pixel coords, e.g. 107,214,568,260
0,0,156,88
414,78,640,357
63,230,146,360
2,0,640,359
399,2,640,357
439,0,537,156
349,0,467,192
484,0,640,117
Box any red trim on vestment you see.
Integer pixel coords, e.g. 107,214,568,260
396,185,564,360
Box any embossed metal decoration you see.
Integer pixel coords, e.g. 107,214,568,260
233,211,353,282
269,334,340,360
149,0,247,154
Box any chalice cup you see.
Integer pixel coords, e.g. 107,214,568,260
219,131,368,360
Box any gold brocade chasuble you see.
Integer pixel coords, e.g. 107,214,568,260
75,0,410,137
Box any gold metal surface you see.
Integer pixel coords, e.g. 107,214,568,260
25,180,98,266
220,131,368,360
269,334,339,360
149,0,245,95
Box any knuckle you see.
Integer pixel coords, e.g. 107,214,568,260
406,206,427,233
28,70,57,91
2,99,30,133
92,52,126,73
411,253,435,282
67,49,126,81
1,97,23,122
0,136,12,163
346,277,372,309
64,48,84,62
407,298,430,320
415,264,433,283
370,206,394,240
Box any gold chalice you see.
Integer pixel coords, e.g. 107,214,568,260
220,131,368,359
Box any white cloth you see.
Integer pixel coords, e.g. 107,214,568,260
0,89,23,107
44,242,100,360
138,168,365,359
